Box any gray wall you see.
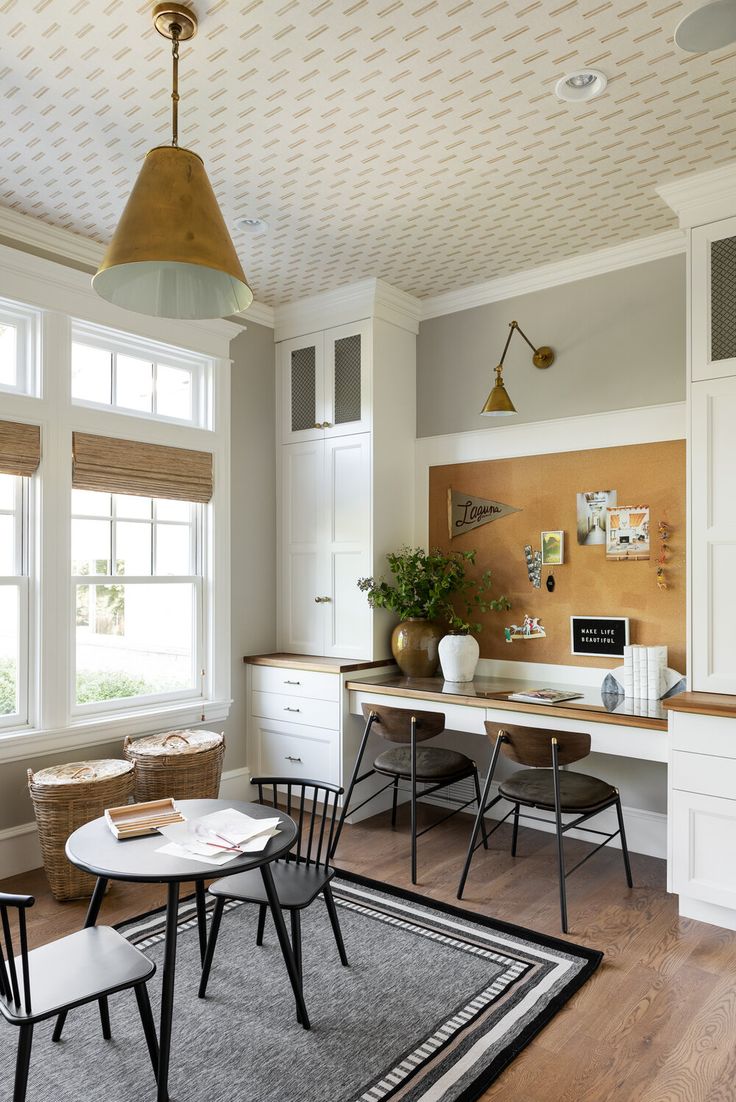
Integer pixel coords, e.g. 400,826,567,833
417,254,686,437
222,321,277,773
0,321,276,834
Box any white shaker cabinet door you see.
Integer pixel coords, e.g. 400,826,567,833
323,433,372,659
691,377,736,692
278,331,326,443
278,440,327,655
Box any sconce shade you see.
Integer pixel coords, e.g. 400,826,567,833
481,373,517,416
93,146,253,320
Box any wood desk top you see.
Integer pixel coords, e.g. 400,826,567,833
244,652,395,674
345,673,669,731
663,691,736,720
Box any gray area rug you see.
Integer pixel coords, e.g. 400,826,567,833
0,871,601,1101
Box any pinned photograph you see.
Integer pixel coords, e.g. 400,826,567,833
577,490,616,545
606,505,650,561
541,530,564,565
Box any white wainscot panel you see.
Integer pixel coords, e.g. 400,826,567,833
671,790,736,910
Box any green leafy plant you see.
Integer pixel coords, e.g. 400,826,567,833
358,546,509,633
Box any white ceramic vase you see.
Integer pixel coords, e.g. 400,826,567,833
438,632,480,683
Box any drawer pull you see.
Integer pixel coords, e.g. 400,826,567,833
284,706,301,713
283,679,301,685
285,755,303,763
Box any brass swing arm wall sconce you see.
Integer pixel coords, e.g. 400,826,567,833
481,321,555,417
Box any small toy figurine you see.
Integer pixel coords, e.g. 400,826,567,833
504,615,546,641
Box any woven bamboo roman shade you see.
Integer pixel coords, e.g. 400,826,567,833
72,432,213,503
0,420,41,477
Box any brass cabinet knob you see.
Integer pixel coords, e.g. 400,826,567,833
314,595,332,603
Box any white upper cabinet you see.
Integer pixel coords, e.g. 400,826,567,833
279,321,370,443
692,217,736,382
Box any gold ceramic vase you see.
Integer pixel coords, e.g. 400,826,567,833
391,619,444,678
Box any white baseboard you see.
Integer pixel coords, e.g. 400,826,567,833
677,895,736,931
0,765,254,882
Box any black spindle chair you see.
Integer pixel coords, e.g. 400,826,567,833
0,891,159,1102
198,777,348,1022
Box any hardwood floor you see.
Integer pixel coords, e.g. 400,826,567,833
3,803,736,1100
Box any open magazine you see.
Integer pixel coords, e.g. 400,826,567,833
507,688,584,705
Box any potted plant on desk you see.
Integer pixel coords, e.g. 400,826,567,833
440,565,511,683
358,548,509,680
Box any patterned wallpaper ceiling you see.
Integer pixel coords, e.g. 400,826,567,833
0,1,735,307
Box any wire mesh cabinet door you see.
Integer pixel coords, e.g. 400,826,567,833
279,332,326,444
323,321,372,437
692,216,736,383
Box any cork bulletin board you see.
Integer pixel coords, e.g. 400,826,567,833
428,440,686,672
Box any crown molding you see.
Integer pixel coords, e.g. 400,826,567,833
656,161,736,229
273,276,421,342
0,203,273,334
419,229,686,321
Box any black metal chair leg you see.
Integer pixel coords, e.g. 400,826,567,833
330,712,376,858
51,1010,67,1043
195,880,208,966
552,740,569,934
410,717,418,884
98,995,111,1039
259,862,310,1030
323,883,349,966
198,896,225,999
616,796,634,888
256,902,267,946
458,733,505,899
13,1024,33,1102
134,983,160,1087
511,803,520,856
391,776,399,829
472,766,489,849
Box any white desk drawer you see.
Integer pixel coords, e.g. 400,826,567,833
670,711,736,758
254,717,339,783
252,690,339,731
251,665,340,702
672,750,736,800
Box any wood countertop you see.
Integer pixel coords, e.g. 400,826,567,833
244,652,396,675
345,673,669,731
663,691,736,720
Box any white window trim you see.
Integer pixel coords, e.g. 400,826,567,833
0,244,236,761
0,297,41,398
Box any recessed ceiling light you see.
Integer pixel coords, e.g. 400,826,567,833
235,217,269,235
674,0,736,52
555,69,608,102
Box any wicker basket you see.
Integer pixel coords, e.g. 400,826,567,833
28,759,135,902
124,729,225,803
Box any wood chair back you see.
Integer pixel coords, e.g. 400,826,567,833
0,893,34,1015
361,702,445,744
252,776,343,870
484,722,591,768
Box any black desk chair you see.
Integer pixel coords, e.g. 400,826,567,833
0,891,159,1102
198,777,348,1023
457,723,633,932
331,703,489,884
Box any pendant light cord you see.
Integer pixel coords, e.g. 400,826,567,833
170,21,181,147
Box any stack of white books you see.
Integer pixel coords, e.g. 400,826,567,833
622,645,668,700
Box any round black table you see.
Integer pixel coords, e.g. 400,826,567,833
64,799,302,1102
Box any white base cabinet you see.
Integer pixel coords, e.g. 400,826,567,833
668,709,736,928
250,663,341,785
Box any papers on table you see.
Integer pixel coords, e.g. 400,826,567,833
156,807,281,865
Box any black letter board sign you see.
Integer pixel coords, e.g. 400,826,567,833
570,616,629,658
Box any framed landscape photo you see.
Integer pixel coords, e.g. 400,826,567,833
541,530,564,565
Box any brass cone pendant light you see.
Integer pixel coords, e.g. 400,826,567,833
93,4,253,320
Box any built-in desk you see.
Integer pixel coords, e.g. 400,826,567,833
346,673,668,763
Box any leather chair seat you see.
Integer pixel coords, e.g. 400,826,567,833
374,745,474,781
499,768,616,811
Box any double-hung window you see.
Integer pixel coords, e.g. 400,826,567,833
71,490,202,711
